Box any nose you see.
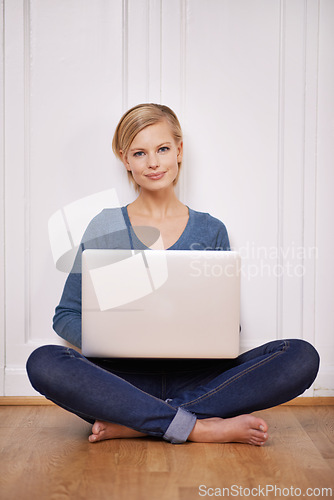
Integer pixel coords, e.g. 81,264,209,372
148,152,159,169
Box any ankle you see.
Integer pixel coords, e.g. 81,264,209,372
188,419,207,442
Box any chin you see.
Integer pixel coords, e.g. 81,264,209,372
142,178,175,191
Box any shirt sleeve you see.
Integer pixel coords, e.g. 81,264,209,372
53,272,82,348
52,207,129,348
205,213,230,251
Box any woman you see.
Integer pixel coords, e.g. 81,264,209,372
27,103,319,446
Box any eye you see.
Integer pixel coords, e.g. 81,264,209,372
158,146,170,153
133,151,145,157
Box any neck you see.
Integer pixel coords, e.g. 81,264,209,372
130,187,184,219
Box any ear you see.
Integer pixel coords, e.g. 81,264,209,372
120,150,131,171
177,141,183,162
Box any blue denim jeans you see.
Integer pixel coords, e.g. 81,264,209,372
26,339,319,443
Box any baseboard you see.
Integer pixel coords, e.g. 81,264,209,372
0,396,333,406
281,397,334,406
0,396,55,405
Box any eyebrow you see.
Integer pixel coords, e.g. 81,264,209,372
129,142,172,152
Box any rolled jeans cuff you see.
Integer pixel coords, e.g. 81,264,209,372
163,407,197,444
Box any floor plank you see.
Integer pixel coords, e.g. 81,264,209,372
0,405,333,500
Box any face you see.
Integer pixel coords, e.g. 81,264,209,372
121,120,183,192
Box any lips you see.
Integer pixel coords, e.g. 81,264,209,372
146,172,165,180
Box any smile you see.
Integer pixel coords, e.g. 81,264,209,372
146,172,166,180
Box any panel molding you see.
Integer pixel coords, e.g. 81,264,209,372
280,0,306,341
302,0,319,347
276,0,320,346
148,0,162,104
177,0,188,203
123,0,188,199
126,0,150,108
123,0,163,108
23,0,31,345
122,0,128,111
4,0,30,373
3,0,127,393
276,0,285,340
160,0,187,201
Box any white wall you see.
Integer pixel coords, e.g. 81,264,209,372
1,0,333,396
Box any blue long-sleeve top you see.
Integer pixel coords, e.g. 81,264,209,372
53,205,230,348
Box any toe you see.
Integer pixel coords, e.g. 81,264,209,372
88,434,98,443
92,421,103,434
251,429,267,439
250,436,266,446
258,420,268,432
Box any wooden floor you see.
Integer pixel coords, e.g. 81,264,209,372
0,405,333,500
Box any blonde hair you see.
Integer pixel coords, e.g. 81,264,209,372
112,103,183,192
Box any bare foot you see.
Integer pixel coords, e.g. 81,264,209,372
88,421,147,443
188,415,268,446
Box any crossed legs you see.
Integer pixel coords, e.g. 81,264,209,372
26,339,319,445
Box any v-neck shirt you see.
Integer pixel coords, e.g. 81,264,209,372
120,205,229,251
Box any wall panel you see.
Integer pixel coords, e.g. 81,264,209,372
279,0,306,342
301,0,319,351
4,0,128,394
314,0,334,395
4,0,28,376
127,0,150,107
184,0,281,347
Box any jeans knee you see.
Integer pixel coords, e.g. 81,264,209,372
299,339,319,371
291,339,320,385
26,345,57,393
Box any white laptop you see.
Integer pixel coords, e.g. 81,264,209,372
81,249,241,358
